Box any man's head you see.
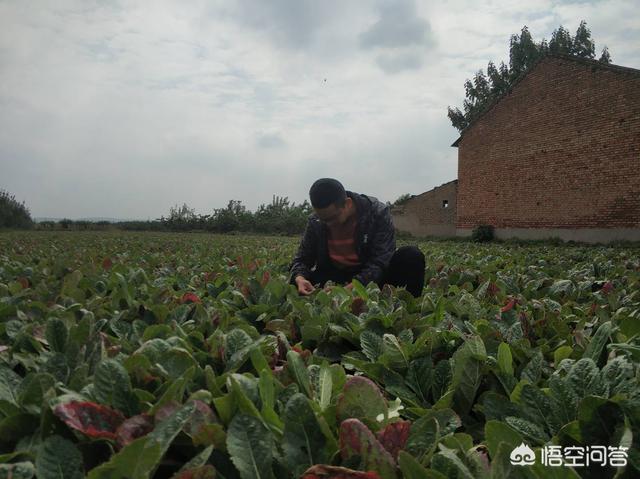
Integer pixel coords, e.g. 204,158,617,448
309,178,354,227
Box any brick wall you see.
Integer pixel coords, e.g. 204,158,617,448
456,56,640,230
392,180,457,237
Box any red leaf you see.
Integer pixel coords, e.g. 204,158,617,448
240,284,250,298
339,419,397,477
17,277,29,289
261,270,271,286
487,282,500,297
54,401,125,440
351,297,366,316
376,420,411,460
174,466,217,479
601,281,614,295
184,400,219,437
500,298,516,313
116,414,154,448
302,465,382,479
155,402,180,423
204,271,219,282
102,257,113,270
181,292,201,304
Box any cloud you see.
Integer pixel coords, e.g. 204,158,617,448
359,0,433,49
358,0,435,74
223,0,343,49
375,48,425,73
0,0,637,219
257,133,286,149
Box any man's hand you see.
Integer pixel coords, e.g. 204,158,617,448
295,275,315,296
344,283,354,291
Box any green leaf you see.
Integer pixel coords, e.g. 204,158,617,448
504,416,548,445
518,384,558,435
286,350,312,398
565,358,599,398
93,359,138,416
451,340,484,415
0,366,21,406
406,357,434,405
336,376,387,428
497,343,514,376
583,321,612,364
432,446,475,479
431,360,452,402
0,462,36,479
318,362,333,411
521,351,544,384
35,436,84,479
484,420,524,459
553,346,573,367
171,446,213,478
351,279,369,299
577,396,625,446
405,416,439,461
600,356,634,395
17,373,56,413
548,375,579,426
489,442,535,479
0,414,39,444
227,414,273,479
88,402,196,479
282,394,327,477
45,318,68,353
382,334,409,369
398,451,447,479
226,329,254,356
150,367,195,415
360,331,384,362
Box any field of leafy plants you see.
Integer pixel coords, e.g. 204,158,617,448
0,231,639,479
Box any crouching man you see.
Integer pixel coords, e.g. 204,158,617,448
290,178,425,297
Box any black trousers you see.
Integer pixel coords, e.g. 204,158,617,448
308,245,425,297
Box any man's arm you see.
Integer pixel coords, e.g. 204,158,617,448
353,206,395,286
289,217,318,285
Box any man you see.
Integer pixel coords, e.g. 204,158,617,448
290,178,425,297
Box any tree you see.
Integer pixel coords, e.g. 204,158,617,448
549,25,573,55
448,21,612,132
572,20,595,59
0,189,33,228
393,193,412,206
508,26,543,79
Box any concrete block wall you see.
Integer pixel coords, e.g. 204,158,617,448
392,181,457,237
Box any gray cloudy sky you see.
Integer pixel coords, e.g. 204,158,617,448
1,0,638,219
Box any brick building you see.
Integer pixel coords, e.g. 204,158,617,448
394,54,640,243
392,180,457,237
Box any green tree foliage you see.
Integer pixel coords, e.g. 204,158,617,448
448,21,612,132
599,46,612,64
0,189,33,229
155,196,312,235
393,193,412,206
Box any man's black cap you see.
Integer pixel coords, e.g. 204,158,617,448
309,178,346,209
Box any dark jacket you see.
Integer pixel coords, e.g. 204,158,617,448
289,191,396,286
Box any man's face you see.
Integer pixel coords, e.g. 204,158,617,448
314,199,352,228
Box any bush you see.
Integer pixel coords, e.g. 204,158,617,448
0,189,33,229
472,224,494,242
